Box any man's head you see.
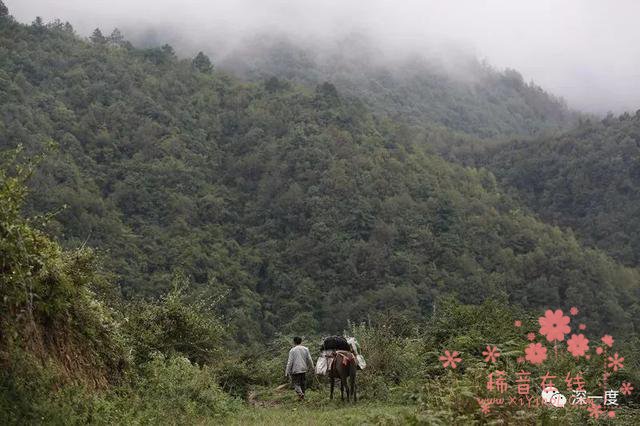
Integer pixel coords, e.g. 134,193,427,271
293,336,302,345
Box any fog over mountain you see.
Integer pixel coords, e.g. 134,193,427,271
8,0,640,114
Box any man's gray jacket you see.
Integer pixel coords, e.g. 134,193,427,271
285,345,314,376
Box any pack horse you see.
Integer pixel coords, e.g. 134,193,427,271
316,336,365,402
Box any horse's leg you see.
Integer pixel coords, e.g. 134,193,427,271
346,375,351,402
344,366,353,402
330,375,334,400
340,375,345,401
342,373,348,402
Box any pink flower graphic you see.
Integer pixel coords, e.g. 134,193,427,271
570,306,579,316
585,354,591,360
601,335,614,348
620,382,633,396
480,402,491,414
587,402,603,419
566,334,589,357
482,345,500,363
517,356,525,364
439,350,462,369
608,411,616,418
579,323,586,330
526,332,536,341
514,320,522,328
596,347,603,355
607,353,624,371
538,309,570,342
525,342,548,365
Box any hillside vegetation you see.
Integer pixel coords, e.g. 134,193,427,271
3,166,638,423
475,114,640,268
1,17,638,341
1,10,639,424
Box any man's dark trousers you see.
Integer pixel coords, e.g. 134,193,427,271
291,372,306,398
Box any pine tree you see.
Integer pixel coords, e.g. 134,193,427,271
90,28,106,45
161,44,175,57
32,16,44,28
109,28,124,46
192,52,213,73
0,0,8,18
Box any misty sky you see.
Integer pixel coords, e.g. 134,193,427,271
8,0,640,114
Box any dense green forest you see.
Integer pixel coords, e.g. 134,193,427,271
1,15,638,340
471,114,640,268
1,6,639,424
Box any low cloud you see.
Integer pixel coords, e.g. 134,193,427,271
9,0,640,114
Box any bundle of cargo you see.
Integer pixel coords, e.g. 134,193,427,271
315,336,366,375
347,337,366,370
316,336,346,375
319,335,351,351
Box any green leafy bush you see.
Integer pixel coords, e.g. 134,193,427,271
104,355,240,424
348,322,426,402
123,274,227,366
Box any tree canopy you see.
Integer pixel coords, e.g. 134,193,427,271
0,17,637,342
474,113,640,267
192,51,213,73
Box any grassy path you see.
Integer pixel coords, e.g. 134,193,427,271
222,385,414,425
224,403,413,425
221,385,640,425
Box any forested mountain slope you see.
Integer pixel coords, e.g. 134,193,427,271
474,113,640,267
220,34,580,139
1,17,638,342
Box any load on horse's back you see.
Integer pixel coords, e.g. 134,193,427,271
346,337,366,369
321,336,351,352
315,335,365,402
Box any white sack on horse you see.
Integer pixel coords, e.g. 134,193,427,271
315,350,334,375
346,337,366,370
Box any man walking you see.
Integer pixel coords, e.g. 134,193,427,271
285,336,314,400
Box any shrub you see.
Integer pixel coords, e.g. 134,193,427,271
347,321,427,402
123,274,227,366
108,355,240,424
